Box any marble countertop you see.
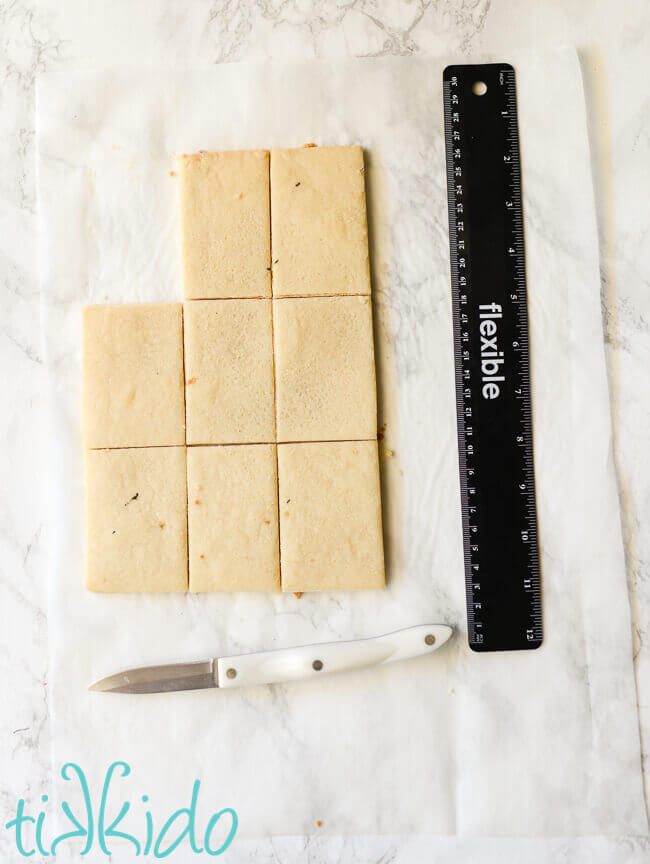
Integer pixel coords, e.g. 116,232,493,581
1,1,648,861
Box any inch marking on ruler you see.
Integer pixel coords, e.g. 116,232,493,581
443,63,543,652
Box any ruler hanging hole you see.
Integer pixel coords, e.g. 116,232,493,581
472,81,488,96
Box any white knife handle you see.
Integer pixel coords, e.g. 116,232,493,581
216,623,452,689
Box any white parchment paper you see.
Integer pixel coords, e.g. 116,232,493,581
37,51,647,839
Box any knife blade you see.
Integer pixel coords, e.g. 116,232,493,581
89,623,453,694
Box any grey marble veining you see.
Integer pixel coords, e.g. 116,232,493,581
1,1,649,861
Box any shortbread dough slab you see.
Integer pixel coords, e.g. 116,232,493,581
184,299,276,444
82,303,185,449
188,445,280,592
179,150,271,299
270,145,371,297
274,295,377,442
86,447,188,592
278,441,385,592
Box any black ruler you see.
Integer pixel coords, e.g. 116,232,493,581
443,63,542,652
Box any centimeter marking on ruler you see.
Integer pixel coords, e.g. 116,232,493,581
443,64,543,652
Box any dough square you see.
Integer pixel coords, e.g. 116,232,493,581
82,303,185,449
270,145,371,297
278,441,385,592
179,150,271,299
184,299,276,445
274,295,377,442
85,447,188,593
187,445,280,592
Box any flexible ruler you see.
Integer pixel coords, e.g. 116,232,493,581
443,63,542,651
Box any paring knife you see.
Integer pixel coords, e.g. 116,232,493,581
89,623,453,694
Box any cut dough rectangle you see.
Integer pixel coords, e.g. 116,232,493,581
274,295,377,442
183,299,276,444
187,444,280,592
179,150,271,299
85,447,188,592
82,303,185,449
270,145,371,297
278,441,385,592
